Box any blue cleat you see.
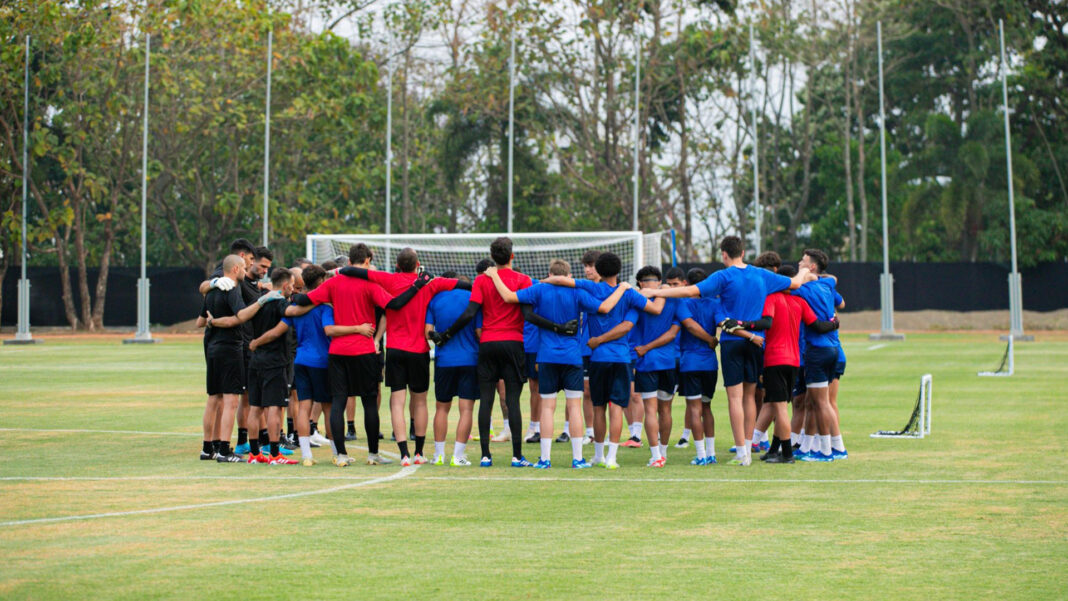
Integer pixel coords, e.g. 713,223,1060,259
234,443,250,455
831,449,849,460
758,440,770,452
690,456,706,466
479,456,493,467
571,458,592,469
511,456,534,468
533,459,551,469
706,455,717,464
797,450,818,462
728,445,737,453
813,452,834,462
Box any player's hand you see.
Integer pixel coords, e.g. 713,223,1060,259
257,290,284,305
414,271,433,288
210,276,236,292
587,336,601,350
555,319,579,336
484,265,498,277
354,323,375,337
618,281,632,291
635,345,648,357
638,287,656,298
830,316,840,330
428,330,450,346
749,335,764,348
708,337,718,349
720,318,741,333
205,311,215,328
249,339,259,351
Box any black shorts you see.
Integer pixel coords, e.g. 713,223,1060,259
588,361,631,408
477,340,525,389
206,352,245,396
804,346,838,387
763,365,799,403
538,363,583,397
634,369,677,399
293,364,330,404
525,352,539,380
679,370,718,401
434,365,478,403
385,349,431,393
377,351,385,382
793,367,808,398
328,353,381,401
720,340,764,387
582,355,591,380
242,348,252,390
247,366,289,408
285,362,295,389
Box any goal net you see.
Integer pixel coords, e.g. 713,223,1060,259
978,336,1014,377
870,374,932,439
306,231,667,280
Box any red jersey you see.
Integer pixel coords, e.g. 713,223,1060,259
470,268,532,343
306,275,392,356
366,271,458,353
762,292,819,367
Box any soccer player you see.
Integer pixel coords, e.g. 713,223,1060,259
567,249,602,445
281,264,333,466
426,271,480,466
638,236,812,465
485,258,620,468
675,267,722,465
522,316,541,445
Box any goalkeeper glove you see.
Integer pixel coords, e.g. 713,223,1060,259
210,276,236,292
257,290,284,305
554,319,579,336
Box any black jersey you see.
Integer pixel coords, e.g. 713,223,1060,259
201,287,246,358
249,299,290,370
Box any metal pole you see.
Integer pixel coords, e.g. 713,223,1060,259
749,22,761,256
126,33,157,343
507,8,516,233
9,35,35,344
1000,19,1028,341
385,28,392,239
871,21,903,340
671,229,677,267
632,19,640,232
262,28,272,247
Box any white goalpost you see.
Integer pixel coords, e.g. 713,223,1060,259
978,335,1014,377
871,374,932,439
306,231,667,280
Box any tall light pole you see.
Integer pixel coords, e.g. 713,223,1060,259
126,33,158,344
631,17,640,232
7,35,37,345
999,19,1030,341
749,22,761,255
506,3,516,233
261,27,272,247
871,21,903,341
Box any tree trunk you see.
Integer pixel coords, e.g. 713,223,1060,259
56,234,79,330
74,199,93,331
843,2,857,261
91,216,116,330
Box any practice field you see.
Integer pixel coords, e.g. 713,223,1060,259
0,333,1065,600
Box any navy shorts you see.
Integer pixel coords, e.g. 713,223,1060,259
526,352,539,380
720,340,764,387
434,364,479,403
538,363,584,397
834,360,846,380
588,361,631,408
634,368,677,399
679,370,718,401
804,346,838,387
293,364,330,404
247,366,289,408
792,367,807,398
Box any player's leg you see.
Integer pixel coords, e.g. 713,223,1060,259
326,354,353,465
828,361,847,457
407,351,431,464
685,396,706,465
625,370,643,447
384,349,413,463
202,394,221,460
559,365,587,467
588,362,609,466
581,357,595,443
344,396,357,441
476,347,499,463
537,393,556,467
432,367,453,465
489,379,510,442
525,354,541,443
501,342,528,465
677,407,693,448
656,370,676,462
449,365,477,465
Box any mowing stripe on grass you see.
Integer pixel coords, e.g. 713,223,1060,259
0,465,419,528
867,343,887,350
0,427,198,437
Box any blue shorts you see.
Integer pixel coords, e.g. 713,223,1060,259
434,365,479,403
720,340,763,387
834,360,846,380
293,364,330,404
588,361,632,408
526,353,539,381
634,369,677,399
804,346,838,387
538,363,584,397
679,370,718,400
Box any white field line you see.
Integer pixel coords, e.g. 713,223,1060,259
867,343,887,350
0,465,419,528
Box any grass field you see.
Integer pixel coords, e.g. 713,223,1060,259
1,332,1066,600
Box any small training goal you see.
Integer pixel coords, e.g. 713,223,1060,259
871,374,932,439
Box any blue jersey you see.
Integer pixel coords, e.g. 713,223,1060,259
575,280,647,363
679,296,722,372
523,320,539,354
793,279,838,348
579,313,592,357
695,266,791,342
426,289,479,367
516,283,601,365
634,297,686,372
283,304,334,369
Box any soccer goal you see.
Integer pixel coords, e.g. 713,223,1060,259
978,336,1014,377
306,231,667,280
870,374,932,439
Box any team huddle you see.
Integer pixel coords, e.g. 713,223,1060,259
196,234,849,469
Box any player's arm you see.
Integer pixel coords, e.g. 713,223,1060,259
642,296,665,315
596,282,629,313
587,320,635,350
374,314,387,350
284,303,314,317
432,301,481,345
788,267,816,290
680,318,718,349
249,321,289,351
729,327,765,348
799,299,840,333
635,324,680,357
639,284,699,299
520,304,578,335
384,273,433,310
324,323,375,338
542,275,576,288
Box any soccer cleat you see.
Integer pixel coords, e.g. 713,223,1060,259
366,453,393,465
797,451,818,462
333,454,351,467
706,455,717,464
412,454,428,465
571,458,592,469
451,455,472,467
301,457,316,467
247,453,270,464
200,451,215,461
622,436,642,448
555,432,571,443
216,453,243,463
479,456,493,467
728,455,752,466
309,432,330,447
754,441,769,452
814,452,835,462
491,431,511,442
647,457,666,468
511,456,534,468
344,431,357,441
582,435,592,445
690,456,706,466
533,459,552,469
234,442,250,455
674,437,690,449
269,455,298,465
400,456,413,467
604,460,620,470
760,451,776,462
831,449,849,460
524,431,540,444
765,453,795,464
433,455,445,466
282,437,299,451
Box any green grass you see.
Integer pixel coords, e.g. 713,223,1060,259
0,333,1066,600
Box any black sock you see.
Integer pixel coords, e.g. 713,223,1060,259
270,441,280,457
398,440,410,459
769,436,782,454
249,439,260,455
202,440,213,454
409,418,415,439
259,429,269,446
414,435,426,456
310,420,318,435
237,428,248,445
347,420,355,434
286,418,294,437
218,441,231,455
782,441,794,459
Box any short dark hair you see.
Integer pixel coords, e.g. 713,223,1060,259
685,267,707,285
475,258,493,274
301,264,327,290
270,267,292,286
636,265,662,282
753,251,781,270
490,237,513,266
321,259,338,271
230,238,255,255
581,249,602,266
778,264,798,278
293,257,313,269
720,236,744,259
594,252,622,278
664,267,686,281
804,248,829,274
349,243,373,266
254,246,273,262
396,248,418,273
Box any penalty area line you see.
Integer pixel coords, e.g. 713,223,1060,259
0,465,419,528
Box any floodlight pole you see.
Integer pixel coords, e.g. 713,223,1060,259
999,20,1029,341
125,33,158,344
631,18,640,232
385,26,393,241
749,22,761,256
262,28,272,247
7,35,37,345
506,5,516,234
871,21,903,341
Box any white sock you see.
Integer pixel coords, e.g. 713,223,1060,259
532,421,541,433
434,441,446,458
831,435,845,452
820,435,832,456
503,419,510,431
540,438,552,462
571,437,583,461
790,432,799,446
607,442,620,463
743,438,752,454
681,428,692,440
453,441,467,458
298,436,312,459
752,429,764,445
650,445,661,461
761,430,770,442
593,442,605,462
659,444,668,460
805,434,817,452
695,440,707,459
799,427,807,437
563,420,570,432
628,423,638,437
705,437,715,457
585,427,594,437
329,439,338,456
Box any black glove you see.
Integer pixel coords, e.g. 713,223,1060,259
428,330,450,346
720,318,741,333
414,271,432,288
831,316,840,330
555,319,579,336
